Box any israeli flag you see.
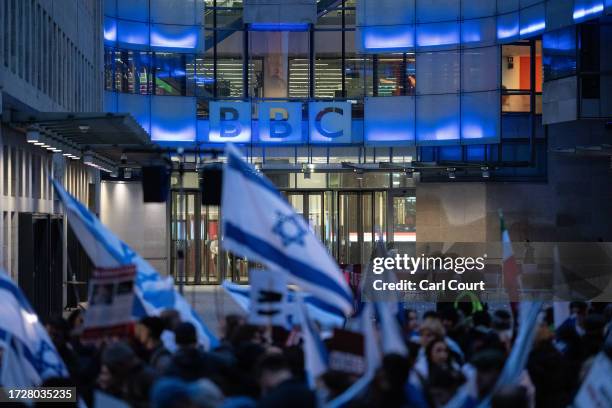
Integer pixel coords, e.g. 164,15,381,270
222,280,345,328
221,145,354,316
297,296,329,388
52,181,218,350
0,270,69,387
374,302,408,357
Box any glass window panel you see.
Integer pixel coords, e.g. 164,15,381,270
364,96,415,146
117,0,148,21
316,7,343,29
150,0,200,25
416,22,460,50
357,25,415,53
461,0,496,19
542,26,577,81
345,32,366,98
154,52,193,96
461,17,496,48
462,46,498,92
461,91,500,144
416,0,459,23
497,0,519,14
314,31,343,98
502,93,531,112
376,55,409,96
217,31,244,97
519,4,546,39
416,94,460,145
502,44,531,91
358,0,415,26
250,31,309,99
115,50,152,94
151,95,197,141
117,19,149,47
416,51,459,95
497,12,520,42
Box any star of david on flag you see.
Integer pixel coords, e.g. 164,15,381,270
272,212,308,247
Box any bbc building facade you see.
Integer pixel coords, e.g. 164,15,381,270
2,0,612,313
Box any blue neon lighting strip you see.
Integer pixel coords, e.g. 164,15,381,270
519,21,545,37
573,2,604,21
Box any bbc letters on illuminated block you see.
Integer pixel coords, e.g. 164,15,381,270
258,102,304,143
308,101,352,144
207,101,353,144
209,101,252,143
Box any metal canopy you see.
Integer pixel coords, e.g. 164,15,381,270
12,112,155,165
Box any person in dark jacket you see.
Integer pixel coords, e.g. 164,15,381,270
164,322,228,382
136,316,172,372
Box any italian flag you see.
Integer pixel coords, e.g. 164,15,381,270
500,210,520,315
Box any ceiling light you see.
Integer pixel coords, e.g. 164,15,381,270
447,167,456,179
78,125,90,133
124,168,132,179
26,128,40,143
481,166,490,178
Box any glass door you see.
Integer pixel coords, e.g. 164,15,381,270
170,191,199,284
201,205,220,284
388,191,416,256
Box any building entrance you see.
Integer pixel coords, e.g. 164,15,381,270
169,187,415,284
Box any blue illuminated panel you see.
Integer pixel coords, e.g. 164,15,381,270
151,96,196,142
117,20,149,47
364,97,415,146
118,93,151,134
358,26,414,52
461,91,500,145
416,94,460,146
309,102,352,144
104,17,117,42
461,17,496,47
416,22,460,49
497,12,519,42
209,101,252,143
573,0,605,22
519,4,546,38
257,102,304,144
150,24,200,50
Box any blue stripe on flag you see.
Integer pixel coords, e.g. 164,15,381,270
0,279,36,314
227,152,285,199
225,221,353,309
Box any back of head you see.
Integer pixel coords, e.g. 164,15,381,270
491,385,529,408
175,322,198,347
102,341,139,375
188,379,225,408
140,316,166,340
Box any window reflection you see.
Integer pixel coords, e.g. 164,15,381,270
154,53,194,96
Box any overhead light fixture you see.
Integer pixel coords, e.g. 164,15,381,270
124,168,132,179
110,169,118,178
447,167,456,179
78,125,90,133
481,166,490,178
120,153,127,163
83,151,95,166
355,169,364,180
26,128,40,143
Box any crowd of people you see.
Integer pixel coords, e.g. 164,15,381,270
36,301,611,408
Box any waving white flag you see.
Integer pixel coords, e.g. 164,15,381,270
221,144,354,316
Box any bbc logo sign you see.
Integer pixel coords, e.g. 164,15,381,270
208,101,352,144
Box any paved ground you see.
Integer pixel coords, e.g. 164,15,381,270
179,286,246,336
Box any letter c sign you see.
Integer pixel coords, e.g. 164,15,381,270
309,102,352,144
